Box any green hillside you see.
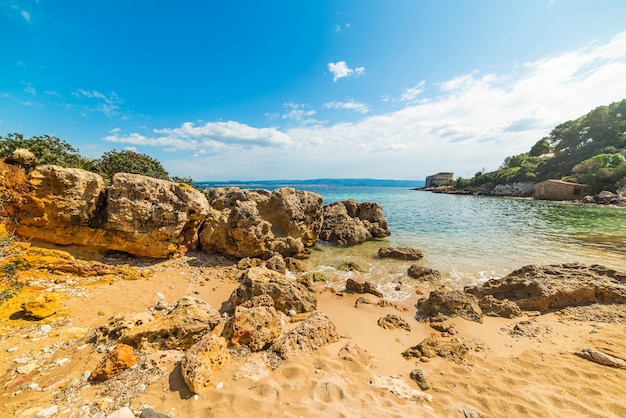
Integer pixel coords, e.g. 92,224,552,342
456,99,626,193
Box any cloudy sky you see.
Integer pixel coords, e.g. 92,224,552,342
2,1,626,181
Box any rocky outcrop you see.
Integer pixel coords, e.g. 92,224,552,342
270,312,339,359
378,247,423,261
478,295,523,318
319,199,390,246
491,183,535,197
417,288,483,323
102,173,210,254
122,297,222,351
465,263,626,313
582,190,626,206
228,267,318,314
180,334,230,394
199,187,323,259
12,165,210,258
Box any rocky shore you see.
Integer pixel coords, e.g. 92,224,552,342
1,246,626,418
1,155,626,417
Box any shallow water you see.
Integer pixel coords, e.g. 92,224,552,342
308,186,626,299
204,183,626,299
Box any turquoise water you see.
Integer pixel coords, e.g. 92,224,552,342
202,183,626,296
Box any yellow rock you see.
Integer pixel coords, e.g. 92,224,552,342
22,293,62,319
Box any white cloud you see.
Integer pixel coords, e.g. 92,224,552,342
72,89,123,118
400,81,425,102
327,61,365,82
121,32,626,181
21,10,30,21
323,100,370,114
104,121,293,152
281,102,316,122
22,83,36,96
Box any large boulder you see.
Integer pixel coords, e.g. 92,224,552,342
122,297,223,351
319,199,390,246
199,187,323,259
228,267,317,314
14,166,210,258
102,173,211,255
465,263,626,313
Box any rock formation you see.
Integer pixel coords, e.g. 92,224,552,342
319,199,390,246
465,263,626,312
122,297,223,351
417,288,483,323
7,162,210,258
200,187,323,259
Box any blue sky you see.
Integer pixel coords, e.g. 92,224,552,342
2,1,626,181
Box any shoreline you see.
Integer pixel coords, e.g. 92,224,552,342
1,250,626,417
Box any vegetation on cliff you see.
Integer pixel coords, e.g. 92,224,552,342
0,133,189,183
455,99,626,193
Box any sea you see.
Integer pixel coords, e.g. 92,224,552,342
197,180,626,301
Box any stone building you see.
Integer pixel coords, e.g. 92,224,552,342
425,172,454,188
534,179,591,201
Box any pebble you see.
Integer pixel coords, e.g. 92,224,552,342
107,407,135,418
7,347,18,353
156,292,165,300
55,357,70,366
140,407,170,418
82,370,92,382
34,405,58,418
216,382,224,389
193,395,199,400
39,325,52,334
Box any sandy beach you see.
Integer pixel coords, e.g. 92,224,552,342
1,248,625,418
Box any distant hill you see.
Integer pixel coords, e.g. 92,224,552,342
455,99,626,193
196,178,425,188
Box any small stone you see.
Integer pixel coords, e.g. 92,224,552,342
39,324,52,334
107,407,135,418
410,369,430,390
55,357,70,366
156,292,166,300
91,344,137,382
216,382,224,389
33,405,59,418
7,347,18,353
288,309,297,317
140,408,170,418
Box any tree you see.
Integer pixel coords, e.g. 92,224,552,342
94,150,170,181
529,138,551,157
0,133,85,167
